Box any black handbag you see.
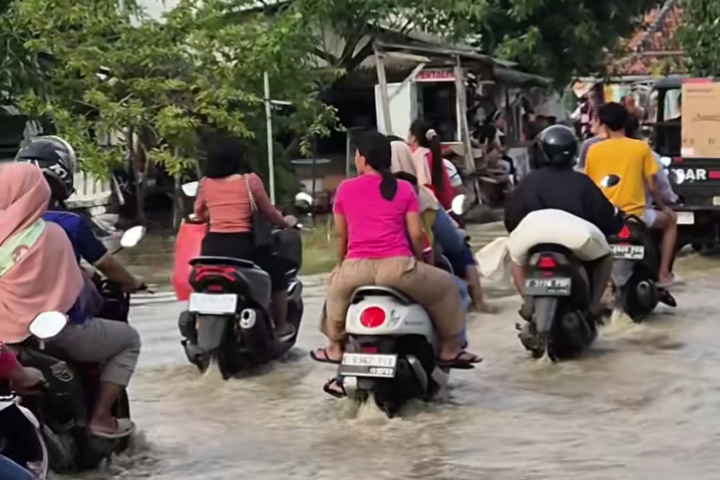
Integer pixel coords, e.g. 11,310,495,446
245,174,274,249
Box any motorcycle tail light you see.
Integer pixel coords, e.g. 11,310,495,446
618,225,631,240
538,256,556,269
359,307,386,328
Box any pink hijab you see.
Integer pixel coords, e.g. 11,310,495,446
0,163,84,342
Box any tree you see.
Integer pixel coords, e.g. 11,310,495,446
677,0,720,76
9,0,336,219
463,0,664,84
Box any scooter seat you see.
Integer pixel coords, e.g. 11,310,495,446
190,256,260,270
350,286,413,306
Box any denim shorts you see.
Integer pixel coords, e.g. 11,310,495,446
0,454,35,480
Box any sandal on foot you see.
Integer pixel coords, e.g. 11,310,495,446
89,418,135,439
310,348,342,364
437,351,483,369
323,377,346,399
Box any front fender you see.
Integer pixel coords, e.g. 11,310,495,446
611,259,635,288
532,297,558,335
196,315,231,352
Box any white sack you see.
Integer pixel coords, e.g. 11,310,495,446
476,236,512,284
506,209,610,264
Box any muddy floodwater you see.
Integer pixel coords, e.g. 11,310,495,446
65,225,720,479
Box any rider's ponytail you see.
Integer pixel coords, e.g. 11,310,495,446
355,131,397,201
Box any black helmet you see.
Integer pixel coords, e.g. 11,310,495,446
15,136,77,200
532,125,578,169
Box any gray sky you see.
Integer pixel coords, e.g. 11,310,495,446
138,0,179,19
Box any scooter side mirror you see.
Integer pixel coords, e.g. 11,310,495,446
600,175,621,188
28,311,67,340
182,182,199,197
451,194,467,215
120,225,147,248
294,192,313,209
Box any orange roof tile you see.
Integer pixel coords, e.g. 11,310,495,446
609,0,684,76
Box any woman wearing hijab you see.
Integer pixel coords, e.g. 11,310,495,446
311,131,481,372
0,163,140,439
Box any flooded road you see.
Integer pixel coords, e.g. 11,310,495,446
70,227,720,479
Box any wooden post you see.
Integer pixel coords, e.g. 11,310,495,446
374,45,393,135
454,57,475,173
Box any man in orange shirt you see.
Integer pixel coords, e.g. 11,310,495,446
584,103,677,287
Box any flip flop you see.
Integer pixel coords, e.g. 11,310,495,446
322,377,346,399
656,277,675,289
437,351,483,370
309,348,342,364
89,418,135,439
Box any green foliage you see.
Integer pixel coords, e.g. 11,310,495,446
8,0,336,182
274,0,487,74
678,0,720,77
465,0,664,84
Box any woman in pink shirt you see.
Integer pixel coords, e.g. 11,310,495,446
193,133,295,340
311,131,481,372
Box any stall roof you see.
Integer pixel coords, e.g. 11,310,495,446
374,41,552,86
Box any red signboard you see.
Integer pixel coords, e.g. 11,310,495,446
415,69,455,82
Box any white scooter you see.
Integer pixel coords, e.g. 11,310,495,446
333,195,470,417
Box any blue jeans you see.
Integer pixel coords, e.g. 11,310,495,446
451,275,471,347
0,454,34,480
433,209,466,257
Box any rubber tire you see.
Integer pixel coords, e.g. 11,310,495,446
621,272,658,322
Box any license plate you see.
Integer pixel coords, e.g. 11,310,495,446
524,277,571,296
188,293,237,315
677,211,695,225
611,244,645,260
338,353,397,378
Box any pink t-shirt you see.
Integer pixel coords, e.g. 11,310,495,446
333,174,419,259
193,174,287,233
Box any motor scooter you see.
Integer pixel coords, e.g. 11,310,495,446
13,226,146,473
603,175,678,321
332,194,471,417
175,183,308,379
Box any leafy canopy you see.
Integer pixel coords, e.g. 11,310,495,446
9,0,336,178
678,0,720,77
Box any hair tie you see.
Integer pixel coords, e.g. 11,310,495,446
425,129,437,140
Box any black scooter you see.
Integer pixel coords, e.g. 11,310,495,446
603,175,678,321
177,184,308,379
12,226,146,473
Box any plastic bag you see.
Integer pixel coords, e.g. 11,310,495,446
172,221,206,301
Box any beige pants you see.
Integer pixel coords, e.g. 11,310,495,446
321,257,464,342
49,318,141,386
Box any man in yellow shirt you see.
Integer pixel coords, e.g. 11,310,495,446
584,102,677,287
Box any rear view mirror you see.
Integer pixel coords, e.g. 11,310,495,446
450,194,467,215
182,182,199,197
120,225,146,248
600,175,621,188
294,192,313,209
29,311,67,340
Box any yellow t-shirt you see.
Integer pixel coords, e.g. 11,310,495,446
584,137,658,216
